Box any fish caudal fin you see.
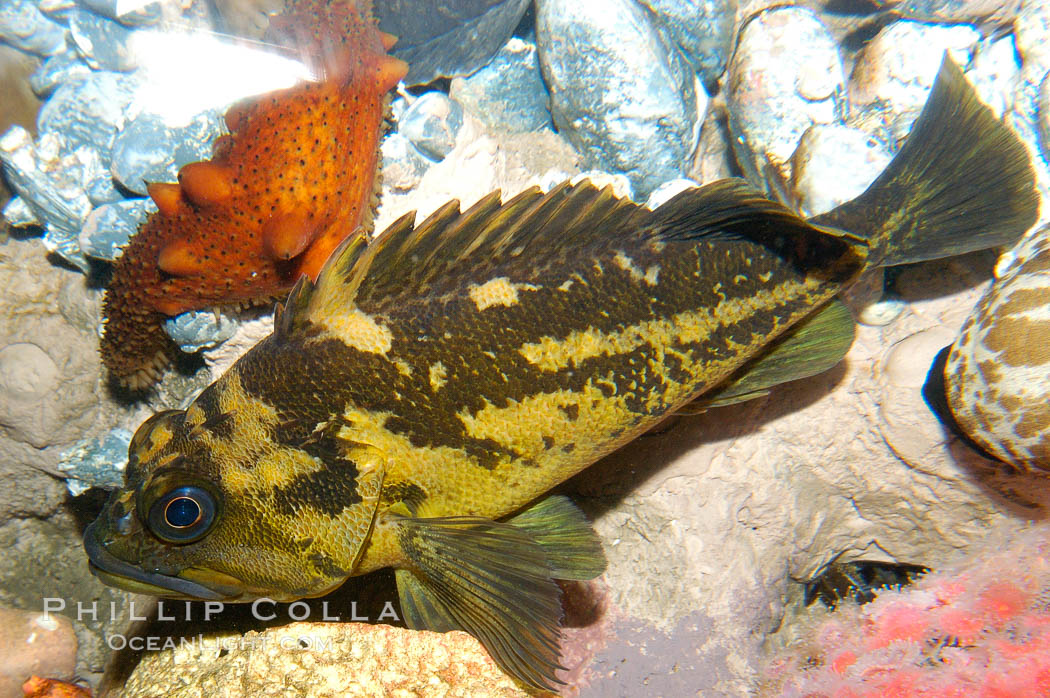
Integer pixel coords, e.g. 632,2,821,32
393,496,606,690
811,55,1039,267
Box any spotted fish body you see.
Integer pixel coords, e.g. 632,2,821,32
85,58,1038,689
945,224,1050,471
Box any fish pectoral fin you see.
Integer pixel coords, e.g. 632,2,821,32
691,297,856,410
393,513,566,691
506,495,606,581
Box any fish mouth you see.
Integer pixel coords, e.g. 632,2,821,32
83,521,240,601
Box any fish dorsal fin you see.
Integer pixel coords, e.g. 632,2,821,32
276,231,371,337
296,179,645,320
289,177,854,329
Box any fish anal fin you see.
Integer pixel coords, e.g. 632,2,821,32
693,298,856,409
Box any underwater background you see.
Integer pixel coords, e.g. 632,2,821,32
1,0,1050,696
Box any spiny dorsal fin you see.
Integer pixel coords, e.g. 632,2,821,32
293,177,854,326
297,180,644,318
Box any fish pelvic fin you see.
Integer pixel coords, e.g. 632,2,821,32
811,55,1039,267
392,496,605,691
506,495,606,581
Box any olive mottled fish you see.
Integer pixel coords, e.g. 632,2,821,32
84,58,1037,690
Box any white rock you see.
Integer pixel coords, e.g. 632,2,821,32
790,124,892,217
0,343,58,402
374,113,583,234
1010,1,1050,223
850,20,981,145
727,6,844,190
644,177,700,210
966,33,1022,119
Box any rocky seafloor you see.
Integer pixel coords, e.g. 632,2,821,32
1,0,1049,696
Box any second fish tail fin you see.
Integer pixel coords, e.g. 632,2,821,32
811,55,1039,268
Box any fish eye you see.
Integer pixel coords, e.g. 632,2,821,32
147,485,218,543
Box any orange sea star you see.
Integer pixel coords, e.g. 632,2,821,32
101,0,406,389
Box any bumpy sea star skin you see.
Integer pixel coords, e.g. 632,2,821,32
101,0,407,390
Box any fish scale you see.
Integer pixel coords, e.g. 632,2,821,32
85,57,1039,690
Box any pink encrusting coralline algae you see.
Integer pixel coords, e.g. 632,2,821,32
764,522,1050,697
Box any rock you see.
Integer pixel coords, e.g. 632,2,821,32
0,126,106,272
0,605,77,697
163,309,240,353
0,343,59,403
945,224,1050,472
790,124,892,218
449,37,553,134
1016,0,1050,73
78,197,154,261
0,128,94,272
644,177,698,209
1011,1,1050,218
210,0,284,39
397,91,465,161
109,108,226,195
55,428,132,496
849,20,980,146
79,0,163,27
0,240,110,490
1040,71,1050,158
0,42,42,207
536,0,703,198
689,97,734,184
887,0,1022,24
855,295,907,327
374,112,583,236
22,676,92,698
0,0,67,57
379,132,430,192
874,251,1019,480
3,69,139,268
68,8,139,72
36,70,138,155
637,0,736,86
965,33,1021,119
203,311,275,380
35,0,74,22
118,622,529,697
376,0,531,87
879,325,961,465
0,509,149,687
2,195,37,227
727,6,844,193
